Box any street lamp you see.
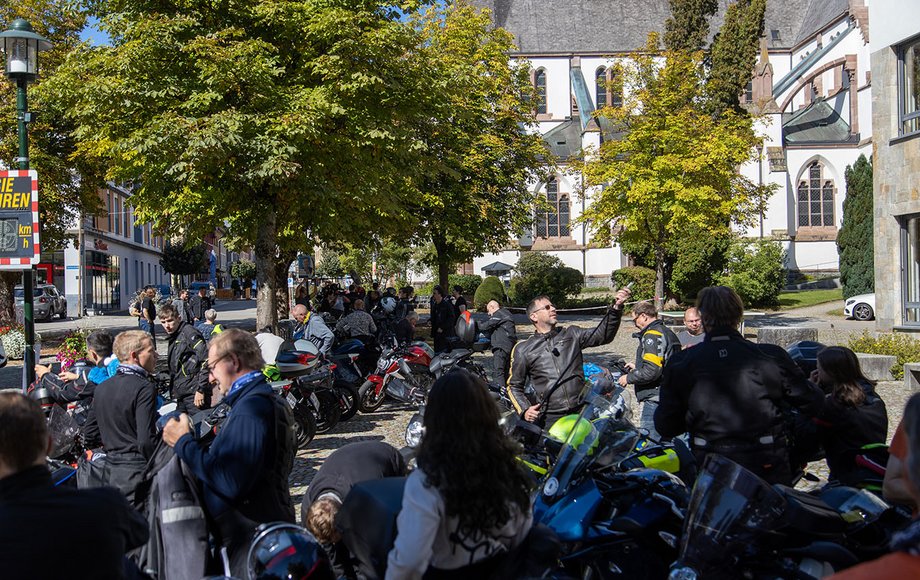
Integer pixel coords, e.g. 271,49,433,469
1,18,51,388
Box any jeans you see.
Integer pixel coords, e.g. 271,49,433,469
138,318,156,346
637,397,660,441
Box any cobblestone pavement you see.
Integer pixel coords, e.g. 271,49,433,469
290,311,914,506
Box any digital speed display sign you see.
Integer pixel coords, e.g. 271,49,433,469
0,170,39,268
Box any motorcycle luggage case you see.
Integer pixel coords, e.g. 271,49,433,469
429,349,472,375
337,476,407,580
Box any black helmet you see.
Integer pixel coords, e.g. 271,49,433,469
247,523,334,580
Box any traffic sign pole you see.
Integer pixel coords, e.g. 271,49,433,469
17,80,36,388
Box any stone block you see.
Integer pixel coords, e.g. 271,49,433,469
905,363,920,393
855,353,896,381
756,327,818,348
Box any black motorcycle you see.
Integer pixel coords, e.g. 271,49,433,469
669,454,908,580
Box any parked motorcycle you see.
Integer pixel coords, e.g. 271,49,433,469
357,341,434,413
669,454,908,580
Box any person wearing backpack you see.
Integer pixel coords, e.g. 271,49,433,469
162,328,296,577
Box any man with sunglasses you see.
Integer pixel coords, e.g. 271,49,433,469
162,329,296,576
507,287,631,429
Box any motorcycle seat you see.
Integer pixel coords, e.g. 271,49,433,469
775,485,849,537
429,349,471,375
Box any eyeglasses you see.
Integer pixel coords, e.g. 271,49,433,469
207,353,232,372
541,304,556,311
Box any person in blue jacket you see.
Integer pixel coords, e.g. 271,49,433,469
162,328,295,577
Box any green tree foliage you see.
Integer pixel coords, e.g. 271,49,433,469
706,0,766,116
473,276,507,310
51,0,434,329
718,238,784,307
160,240,207,279
510,252,583,307
669,229,732,301
315,252,344,279
406,2,548,289
583,38,769,308
838,155,874,298
612,266,656,303
230,259,257,283
664,0,718,52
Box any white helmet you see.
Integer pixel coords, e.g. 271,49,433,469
380,296,397,314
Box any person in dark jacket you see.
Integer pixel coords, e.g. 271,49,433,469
163,328,296,577
139,286,157,346
811,346,888,483
479,300,518,388
33,330,117,421
173,288,194,323
395,311,419,344
508,288,631,429
655,286,824,485
618,301,680,440
82,330,160,508
159,303,212,414
302,441,408,579
0,392,148,580
189,286,213,325
430,285,458,353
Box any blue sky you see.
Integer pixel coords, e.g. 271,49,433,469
79,17,110,46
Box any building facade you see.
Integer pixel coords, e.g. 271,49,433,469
869,0,920,330
472,0,872,284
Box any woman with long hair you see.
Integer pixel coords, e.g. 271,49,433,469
812,346,888,481
386,370,533,579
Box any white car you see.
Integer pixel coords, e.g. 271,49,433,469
844,293,875,321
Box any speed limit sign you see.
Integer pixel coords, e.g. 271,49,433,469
0,170,39,269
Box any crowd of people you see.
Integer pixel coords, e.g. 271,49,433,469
5,282,920,578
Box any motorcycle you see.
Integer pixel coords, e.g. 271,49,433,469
669,454,908,580
530,386,691,579
357,340,435,413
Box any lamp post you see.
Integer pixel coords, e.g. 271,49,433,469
1,18,51,388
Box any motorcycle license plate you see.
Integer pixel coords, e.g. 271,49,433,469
286,393,297,407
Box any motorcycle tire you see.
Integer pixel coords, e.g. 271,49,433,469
358,379,387,413
335,381,359,421
312,389,342,434
292,404,317,449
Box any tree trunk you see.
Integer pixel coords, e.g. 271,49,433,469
655,251,666,311
433,238,451,290
275,249,296,321
0,272,20,325
254,207,278,332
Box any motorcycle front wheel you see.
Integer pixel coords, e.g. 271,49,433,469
335,381,359,421
358,380,387,413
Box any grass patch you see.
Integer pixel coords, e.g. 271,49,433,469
826,308,844,317
776,288,843,310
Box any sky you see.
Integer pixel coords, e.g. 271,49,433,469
78,17,110,46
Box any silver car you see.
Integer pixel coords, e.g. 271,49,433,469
15,284,67,321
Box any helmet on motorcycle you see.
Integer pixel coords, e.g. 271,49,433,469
248,522,335,580
547,415,598,454
380,295,397,314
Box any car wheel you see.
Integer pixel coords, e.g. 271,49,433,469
853,303,874,321
59,304,67,319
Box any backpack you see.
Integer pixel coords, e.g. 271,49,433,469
130,300,142,317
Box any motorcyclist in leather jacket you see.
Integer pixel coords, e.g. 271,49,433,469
507,288,631,429
655,286,823,485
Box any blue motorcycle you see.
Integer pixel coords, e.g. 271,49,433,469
533,388,690,579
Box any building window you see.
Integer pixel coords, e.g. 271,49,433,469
534,69,547,115
796,162,835,227
595,66,623,109
900,36,920,135
535,177,571,238
743,81,753,103
902,215,920,325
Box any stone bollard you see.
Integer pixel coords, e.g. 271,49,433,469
905,363,920,392
756,327,818,348
855,353,896,381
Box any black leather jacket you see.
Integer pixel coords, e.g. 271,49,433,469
166,322,211,400
655,328,823,447
508,307,624,415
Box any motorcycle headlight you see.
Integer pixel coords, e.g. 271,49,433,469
668,566,699,580
405,419,425,448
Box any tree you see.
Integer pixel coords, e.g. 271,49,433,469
719,238,784,307
315,251,344,279
509,252,583,307
582,37,770,308
405,2,548,289
0,2,105,322
52,0,434,330
230,259,256,283
664,0,718,53
838,155,874,298
160,240,207,287
706,0,767,116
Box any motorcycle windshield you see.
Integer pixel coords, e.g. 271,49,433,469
540,389,636,502
676,455,785,573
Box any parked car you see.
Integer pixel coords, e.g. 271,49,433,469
188,281,217,303
14,284,67,321
151,284,173,305
844,293,875,321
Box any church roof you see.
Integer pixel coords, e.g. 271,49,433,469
782,97,852,143
473,0,848,54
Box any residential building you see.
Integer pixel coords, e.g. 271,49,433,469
869,0,920,330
